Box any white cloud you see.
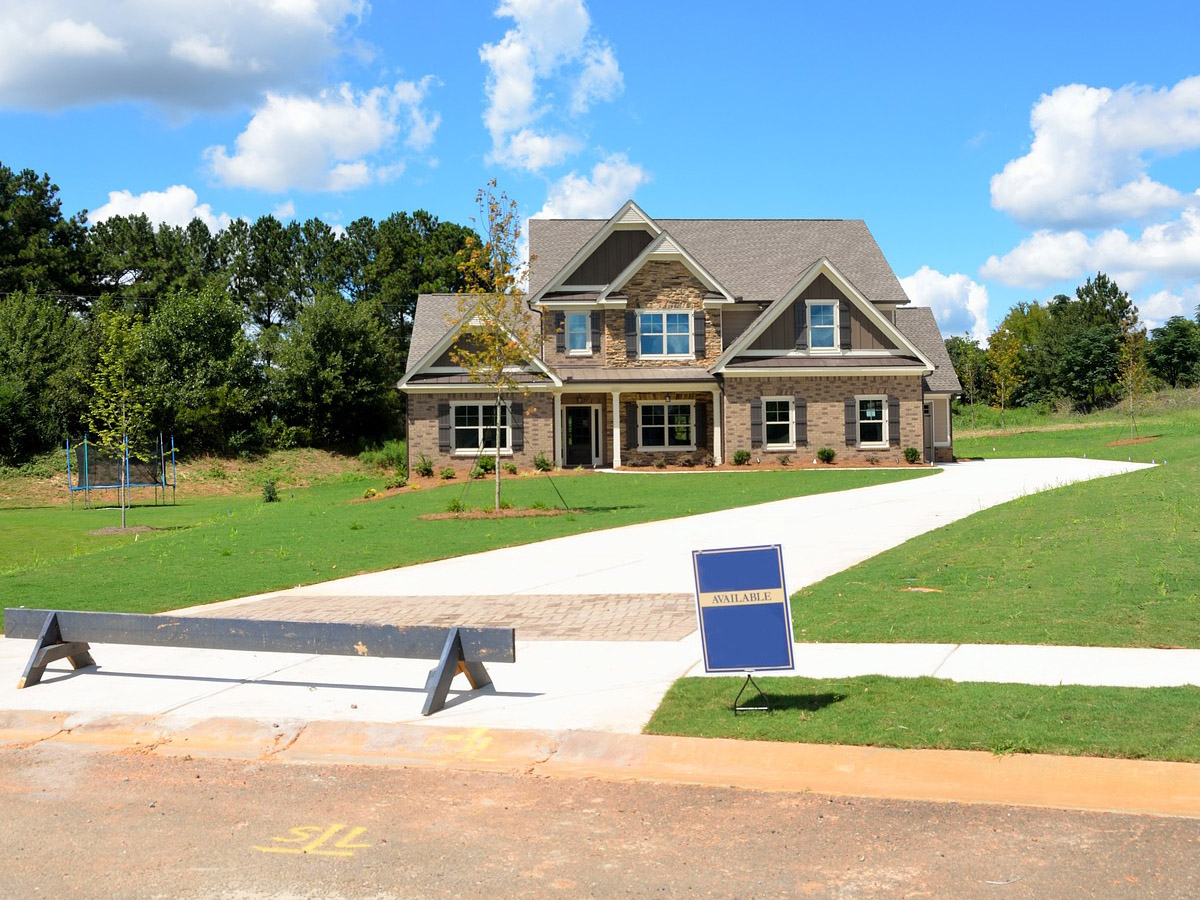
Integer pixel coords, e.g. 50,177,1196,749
0,1,365,111
982,206,1200,289
205,80,438,192
1139,289,1196,330
481,0,624,172
900,266,990,343
89,185,231,231
273,199,296,220
534,153,649,219
991,77,1200,229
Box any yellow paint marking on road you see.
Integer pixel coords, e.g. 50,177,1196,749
253,824,371,856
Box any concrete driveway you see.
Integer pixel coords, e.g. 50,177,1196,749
2,457,1168,734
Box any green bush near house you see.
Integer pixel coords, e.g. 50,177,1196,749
816,447,835,464
732,450,751,466
903,446,921,464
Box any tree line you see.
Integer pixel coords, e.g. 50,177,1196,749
947,272,1200,427
0,162,478,463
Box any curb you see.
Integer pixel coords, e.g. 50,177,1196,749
3,711,1198,819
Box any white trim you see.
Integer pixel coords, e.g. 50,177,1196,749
564,311,592,355
598,230,735,304
402,383,556,394
635,399,697,451
710,257,935,374
529,200,661,305
762,395,796,450
805,298,839,354
855,394,889,449
721,367,924,377
735,348,913,358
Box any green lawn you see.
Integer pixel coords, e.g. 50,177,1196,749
645,675,1200,762
0,467,927,630
791,404,1200,648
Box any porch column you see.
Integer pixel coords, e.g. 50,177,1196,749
611,390,622,468
553,393,563,468
711,388,723,465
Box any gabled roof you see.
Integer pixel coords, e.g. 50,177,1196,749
599,230,735,303
400,293,557,387
531,200,661,302
711,257,933,373
895,306,963,394
530,217,909,304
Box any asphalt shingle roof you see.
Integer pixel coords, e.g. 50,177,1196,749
529,218,910,304
405,293,540,374
895,305,962,394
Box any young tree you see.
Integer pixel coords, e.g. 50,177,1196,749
1117,327,1149,438
86,308,151,527
451,181,540,511
987,325,1021,429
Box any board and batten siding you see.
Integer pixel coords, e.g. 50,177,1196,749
562,229,654,285
748,274,897,352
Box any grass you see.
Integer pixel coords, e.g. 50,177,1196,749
645,675,1200,762
792,395,1200,648
0,466,928,630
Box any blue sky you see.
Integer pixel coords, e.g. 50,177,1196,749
3,1,1200,339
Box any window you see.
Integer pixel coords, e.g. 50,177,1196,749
857,396,886,445
639,311,691,356
808,302,836,350
566,313,590,353
453,403,510,453
763,398,794,448
639,402,694,449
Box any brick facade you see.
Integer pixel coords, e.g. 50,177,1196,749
723,375,925,463
617,391,715,467
407,391,554,477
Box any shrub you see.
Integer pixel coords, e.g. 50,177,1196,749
903,446,922,464
778,455,790,467
445,498,465,513
261,479,279,503
816,447,836,464
439,467,456,480
865,455,880,466
679,456,694,467
732,449,751,466
470,466,485,480
533,451,553,472
359,440,407,471
702,452,715,468
363,487,377,499
499,499,514,510
503,462,518,475
654,456,667,469
414,453,434,478
474,454,496,474
530,500,550,510
383,473,406,490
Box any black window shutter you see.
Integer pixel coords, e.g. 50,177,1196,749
888,396,901,447
794,302,807,349
510,402,524,451
693,311,706,357
839,300,852,350
844,397,857,445
624,311,637,358
749,397,762,448
625,402,637,449
554,312,565,353
590,311,601,354
795,398,808,446
437,402,451,452
695,399,707,449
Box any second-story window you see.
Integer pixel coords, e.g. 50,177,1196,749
808,302,836,349
566,313,590,353
639,311,691,357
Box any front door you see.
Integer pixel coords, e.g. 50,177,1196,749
565,406,593,467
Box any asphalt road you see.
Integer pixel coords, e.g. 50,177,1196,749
4,744,1197,899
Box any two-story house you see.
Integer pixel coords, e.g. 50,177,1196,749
399,201,960,475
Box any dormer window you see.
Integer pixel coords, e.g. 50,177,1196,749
808,302,837,350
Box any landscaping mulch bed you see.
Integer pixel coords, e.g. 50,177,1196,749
88,525,162,535
1105,436,1160,447
418,507,577,520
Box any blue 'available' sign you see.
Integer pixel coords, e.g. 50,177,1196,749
692,545,794,673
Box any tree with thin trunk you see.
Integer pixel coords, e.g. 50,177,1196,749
449,181,539,511
1117,326,1149,438
987,325,1021,430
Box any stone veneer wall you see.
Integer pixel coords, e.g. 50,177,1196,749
604,261,723,367
723,375,924,463
407,392,554,476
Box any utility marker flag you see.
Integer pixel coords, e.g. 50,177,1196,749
692,545,794,673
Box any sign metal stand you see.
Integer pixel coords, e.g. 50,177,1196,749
692,544,794,715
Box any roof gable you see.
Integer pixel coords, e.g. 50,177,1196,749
600,230,735,303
